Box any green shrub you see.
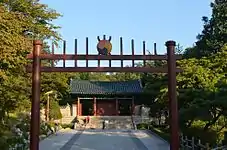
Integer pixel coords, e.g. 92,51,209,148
136,123,170,142
149,125,170,142
0,124,12,150
40,122,54,135
49,100,62,120
61,123,73,129
140,119,226,146
181,126,217,146
136,123,149,130
180,120,220,145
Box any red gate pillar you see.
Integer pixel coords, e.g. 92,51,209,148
166,40,179,150
30,40,42,150
77,97,80,116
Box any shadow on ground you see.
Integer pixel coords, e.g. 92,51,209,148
40,129,169,150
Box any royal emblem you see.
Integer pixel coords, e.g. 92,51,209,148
97,35,112,55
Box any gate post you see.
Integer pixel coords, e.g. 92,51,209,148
30,40,42,150
166,40,179,150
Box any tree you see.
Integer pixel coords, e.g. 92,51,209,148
136,1,227,143
185,0,227,58
40,73,71,105
0,0,63,121
49,98,62,120
0,5,32,120
0,0,61,40
177,45,227,131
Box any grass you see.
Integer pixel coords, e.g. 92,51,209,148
61,123,74,129
137,122,223,147
149,125,170,142
136,123,170,142
148,125,218,146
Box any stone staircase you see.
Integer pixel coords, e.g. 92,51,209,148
78,116,134,129
60,116,76,124
132,115,152,125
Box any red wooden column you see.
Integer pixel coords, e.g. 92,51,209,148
30,40,42,150
116,98,119,116
77,97,80,116
93,97,97,116
166,40,179,150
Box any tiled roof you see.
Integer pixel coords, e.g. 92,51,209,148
70,80,143,95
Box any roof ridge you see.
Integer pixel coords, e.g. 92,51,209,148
71,79,140,83
70,79,143,95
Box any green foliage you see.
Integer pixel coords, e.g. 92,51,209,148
0,0,63,118
136,123,170,142
0,4,32,120
49,99,62,120
181,121,218,145
0,0,67,148
61,123,74,129
185,0,227,58
0,0,225,147
143,1,227,145
40,121,55,135
136,123,149,130
110,72,142,81
149,125,170,142
0,0,61,40
0,124,11,149
70,71,142,82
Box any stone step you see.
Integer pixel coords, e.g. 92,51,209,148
60,117,76,124
60,116,134,129
83,116,133,129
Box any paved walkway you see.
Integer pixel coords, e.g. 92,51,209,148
39,129,169,150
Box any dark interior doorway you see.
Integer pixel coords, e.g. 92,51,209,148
118,99,131,116
81,99,93,116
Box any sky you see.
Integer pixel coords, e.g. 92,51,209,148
40,0,212,67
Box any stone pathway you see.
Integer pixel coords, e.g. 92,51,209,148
39,129,169,150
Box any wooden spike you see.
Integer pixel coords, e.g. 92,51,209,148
131,39,135,67
98,59,100,67
74,39,77,67
86,37,88,67
109,60,111,67
108,36,111,67
63,40,66,68
154,43,157,55
120,37,123,68
51,42,54,67
143,41,146,67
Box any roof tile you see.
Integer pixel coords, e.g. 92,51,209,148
70,80,143,95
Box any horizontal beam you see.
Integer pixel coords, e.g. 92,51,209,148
26,54,182,60
26,66,182,73
77,97,133,100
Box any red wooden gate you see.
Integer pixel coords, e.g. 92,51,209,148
27,35,182,150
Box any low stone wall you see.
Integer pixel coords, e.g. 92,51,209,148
40,104,77,122
60,104,72,117
76,116,133,129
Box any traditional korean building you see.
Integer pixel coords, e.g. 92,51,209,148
68,79,144,116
